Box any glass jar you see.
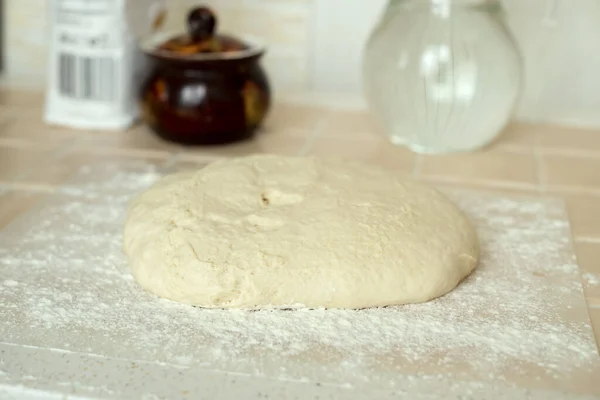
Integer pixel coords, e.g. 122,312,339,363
363,0,522,153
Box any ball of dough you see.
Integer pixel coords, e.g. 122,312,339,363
123,155,479,309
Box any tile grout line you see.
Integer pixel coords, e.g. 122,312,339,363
575,237,600,244
540,147,600,159
419,175,539,192
0,182,58,193
544,185,600,196
532,142,546,195
72,145,173,160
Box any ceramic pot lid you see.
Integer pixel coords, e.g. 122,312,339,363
126,2,263,61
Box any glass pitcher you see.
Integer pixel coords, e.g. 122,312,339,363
363,0,522,153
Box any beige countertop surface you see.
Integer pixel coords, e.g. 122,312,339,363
0,88,599,387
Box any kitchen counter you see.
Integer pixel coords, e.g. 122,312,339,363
0,88,599,351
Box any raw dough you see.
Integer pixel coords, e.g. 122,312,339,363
123,155,479,309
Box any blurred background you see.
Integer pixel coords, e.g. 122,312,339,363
2,0,600,127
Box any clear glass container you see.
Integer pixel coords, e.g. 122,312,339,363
363,0,522,154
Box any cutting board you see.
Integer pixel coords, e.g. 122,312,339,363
0,161,599,400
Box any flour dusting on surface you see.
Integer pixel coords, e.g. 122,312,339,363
583,273,600,287
0,162,599,398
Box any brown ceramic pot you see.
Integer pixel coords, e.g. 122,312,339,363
139,6,271,145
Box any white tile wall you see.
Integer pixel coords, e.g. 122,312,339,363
3,0,600,127
504,0,600,127
3,0,49,87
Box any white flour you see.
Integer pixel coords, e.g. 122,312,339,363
583,273,600,287
0,161,599,397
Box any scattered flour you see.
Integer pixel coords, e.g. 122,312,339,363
582,273,600,287
0,162,599,397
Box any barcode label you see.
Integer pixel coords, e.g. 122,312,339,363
58,53,118,102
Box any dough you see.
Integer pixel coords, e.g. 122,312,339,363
123,155,479,309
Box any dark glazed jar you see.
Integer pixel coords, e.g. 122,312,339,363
137,5,271,145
